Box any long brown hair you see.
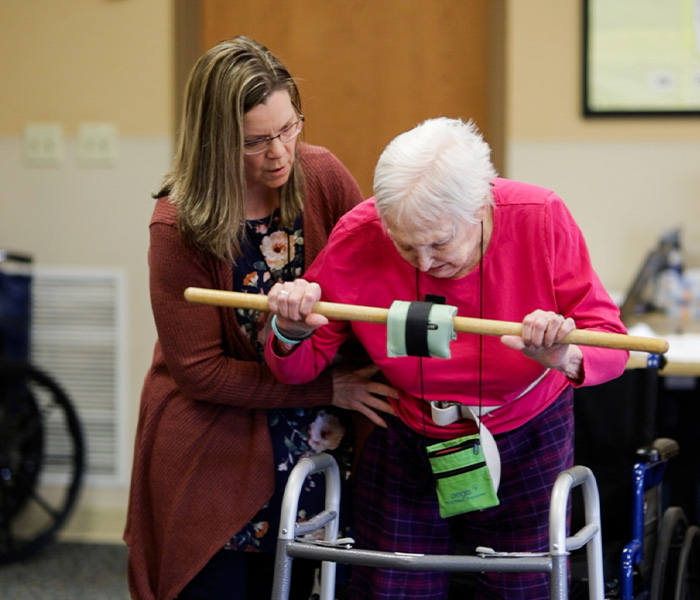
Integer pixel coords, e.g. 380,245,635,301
158,36,305,262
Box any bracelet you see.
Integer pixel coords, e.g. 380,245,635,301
270,314,314,345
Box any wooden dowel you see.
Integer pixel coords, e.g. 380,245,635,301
184,287,670,354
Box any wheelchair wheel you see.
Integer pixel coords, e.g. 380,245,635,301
675,525,700,600
650,507,689,600
0,358,85,563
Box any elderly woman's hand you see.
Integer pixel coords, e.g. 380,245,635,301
267,279,328,351
500,310,584,381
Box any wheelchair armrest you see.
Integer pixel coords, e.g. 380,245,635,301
635,437,679,462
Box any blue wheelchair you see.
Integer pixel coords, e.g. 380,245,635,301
0,251,85,564
569,355,699,599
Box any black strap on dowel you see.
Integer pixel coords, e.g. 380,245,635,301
404,295,448,357
405,301,434,357
425,294,446,305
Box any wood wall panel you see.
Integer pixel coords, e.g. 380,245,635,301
199,0,491,196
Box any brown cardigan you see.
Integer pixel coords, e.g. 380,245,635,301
124,145,363,600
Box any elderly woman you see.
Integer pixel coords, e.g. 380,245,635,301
264,117,628,600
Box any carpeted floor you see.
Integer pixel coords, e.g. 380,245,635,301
0,541,129,599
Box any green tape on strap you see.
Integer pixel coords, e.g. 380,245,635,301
427,302,458,358
387,300,411,358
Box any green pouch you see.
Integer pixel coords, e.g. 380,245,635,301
427,434,500,518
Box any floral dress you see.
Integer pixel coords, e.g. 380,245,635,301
227,209,352,553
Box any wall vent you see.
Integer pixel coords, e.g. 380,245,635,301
30,267,127,487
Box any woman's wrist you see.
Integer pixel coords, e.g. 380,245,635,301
557,345,583,382
270,314,314,345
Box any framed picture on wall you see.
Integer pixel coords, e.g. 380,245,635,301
583,0,700,116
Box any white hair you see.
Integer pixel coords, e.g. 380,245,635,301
373,117,497,229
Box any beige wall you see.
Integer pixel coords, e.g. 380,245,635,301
505,1,700,294
507,1,700,141
0,0,173,135
1,0,699,544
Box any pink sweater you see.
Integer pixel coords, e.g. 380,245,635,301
266,178,629,439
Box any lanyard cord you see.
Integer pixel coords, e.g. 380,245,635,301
417,269,427,438
416,219,485,437
477,220,484,436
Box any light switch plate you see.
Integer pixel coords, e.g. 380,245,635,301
77,122,120,167
23,123,64,167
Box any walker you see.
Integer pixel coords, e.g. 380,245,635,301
270,453,605,600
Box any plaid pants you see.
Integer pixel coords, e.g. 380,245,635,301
350,387,574,600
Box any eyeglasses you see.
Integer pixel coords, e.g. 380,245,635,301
242,116,305,155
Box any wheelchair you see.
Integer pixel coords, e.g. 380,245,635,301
570,355,700,599
0,250,85,564
269,355,698,600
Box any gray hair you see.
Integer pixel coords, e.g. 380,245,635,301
373,117,497,230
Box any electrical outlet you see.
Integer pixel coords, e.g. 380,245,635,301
23,123,64,167
77,122,119,167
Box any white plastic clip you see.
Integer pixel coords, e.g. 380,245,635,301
430,401,461,426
